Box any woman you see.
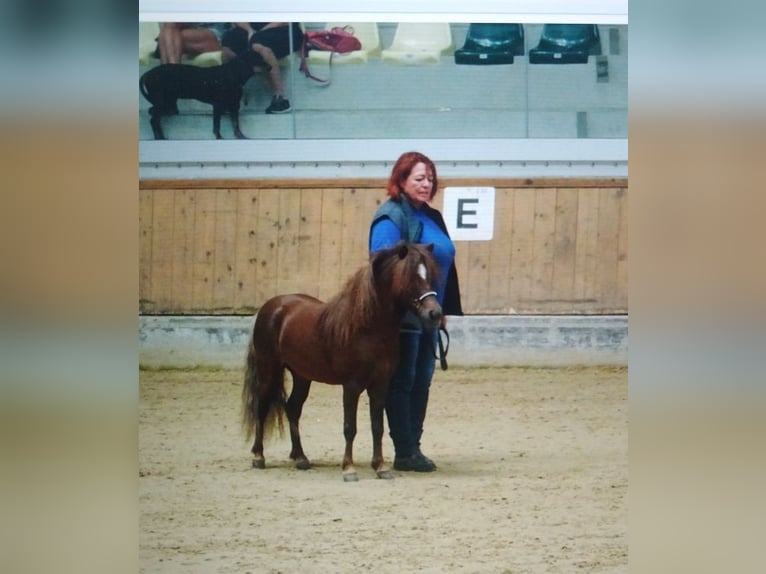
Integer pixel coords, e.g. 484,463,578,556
368,151,463,472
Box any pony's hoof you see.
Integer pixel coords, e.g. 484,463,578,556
252,458,265,469
295,459,311,471
376,469,395,480
343,472,359,482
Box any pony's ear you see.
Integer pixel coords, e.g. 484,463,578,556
424,243,435,252
396,242,409,259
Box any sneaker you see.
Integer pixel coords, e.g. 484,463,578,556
393,452,436,472
265,95,291,114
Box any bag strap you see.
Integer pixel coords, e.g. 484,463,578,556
299,36,332,84
299,25,358,85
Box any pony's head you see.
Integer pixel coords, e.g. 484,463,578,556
372,241,443,331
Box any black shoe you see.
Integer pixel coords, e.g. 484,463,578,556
265,95,291,114
415,449,437,469
394,452,436,472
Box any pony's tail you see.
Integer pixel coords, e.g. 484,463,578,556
241,333,286,443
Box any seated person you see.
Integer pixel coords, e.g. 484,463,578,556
223,23,304,114
157,23,237,64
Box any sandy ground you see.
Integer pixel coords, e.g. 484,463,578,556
139,366,627,573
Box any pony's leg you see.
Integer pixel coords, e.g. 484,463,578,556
285,374,312,470
341,384,363,482
367,383,394,479
251,397,270,469
251,361,282,469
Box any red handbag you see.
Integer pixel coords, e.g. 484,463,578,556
300,26,362,84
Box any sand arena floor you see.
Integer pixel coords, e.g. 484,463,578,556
139,366,627,573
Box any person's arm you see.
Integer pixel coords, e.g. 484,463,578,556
369,218,403,253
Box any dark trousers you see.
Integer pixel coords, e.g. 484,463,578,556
385,329,437,458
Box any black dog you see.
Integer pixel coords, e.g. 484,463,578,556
139,52,266,140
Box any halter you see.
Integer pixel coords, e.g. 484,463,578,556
411,290,438,315
415,290,438,304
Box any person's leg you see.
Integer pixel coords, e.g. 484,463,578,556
250,43,284,94
250,26,296,113
411,329,437,460
387,330,437,472
252,40,291,114
385,331,418,460
158,23,184,64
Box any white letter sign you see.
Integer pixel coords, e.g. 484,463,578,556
442,187,495,241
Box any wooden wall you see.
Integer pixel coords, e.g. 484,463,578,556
139,178,627,315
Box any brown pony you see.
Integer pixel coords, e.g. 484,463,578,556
242,241,443,481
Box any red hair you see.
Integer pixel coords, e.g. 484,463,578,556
386,151,439,201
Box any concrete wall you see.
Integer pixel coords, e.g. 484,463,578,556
139,314,627,369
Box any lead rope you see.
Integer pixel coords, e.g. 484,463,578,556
413,291,448,369
436,326,450,371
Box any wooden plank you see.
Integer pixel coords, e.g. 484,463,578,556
209,188,237,312
487,187,514,312
354,187,380,265
528,188,557,310
139,190,154,312
508,188,536,312
233,189,259,312
297,188,324,299
573,188,600,304
595,188,621,310
358,187,385,262
465,240,491,313
191,189,217,312
339,188,369,286
362,187,386,243
149,190,175,311
317,189,344,301
616,188,628,312
254,188,280,306
276,188,302,295
551,188,579,302
170,189,195,311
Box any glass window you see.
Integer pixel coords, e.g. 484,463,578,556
139,22,627,142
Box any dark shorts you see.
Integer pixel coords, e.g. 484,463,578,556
193,23,230,44
222,24,304,59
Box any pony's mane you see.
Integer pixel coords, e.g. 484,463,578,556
317,264,378,348
317,244,439,348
